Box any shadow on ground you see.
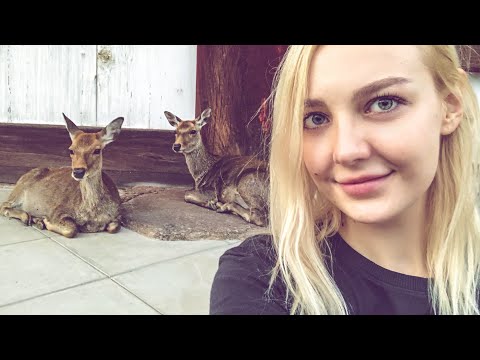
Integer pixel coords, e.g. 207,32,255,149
119,186,269,241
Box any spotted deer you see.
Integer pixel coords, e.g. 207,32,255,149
0,114,124,238
164,108,268,226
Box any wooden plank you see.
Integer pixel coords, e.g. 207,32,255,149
0,45,97,125
0,123,193,187
96,45,197,130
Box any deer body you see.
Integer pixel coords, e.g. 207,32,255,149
1,114,124,238
9,168,121,233
165,108,268,226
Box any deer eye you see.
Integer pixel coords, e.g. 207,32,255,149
190,130,197,135
69,149,74,155
93,149,101,155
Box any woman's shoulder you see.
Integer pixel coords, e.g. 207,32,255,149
220,233,276,264
210,233,289,314
216,233,278,285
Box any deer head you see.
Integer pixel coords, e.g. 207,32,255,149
63,113,124,181
164,108,211,154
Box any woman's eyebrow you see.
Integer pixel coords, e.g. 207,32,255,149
304,98,326,109
351,77,412,102
304,77,412,108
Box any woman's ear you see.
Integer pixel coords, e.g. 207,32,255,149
440,68,465,136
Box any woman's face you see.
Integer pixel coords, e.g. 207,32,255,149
303,45,460,224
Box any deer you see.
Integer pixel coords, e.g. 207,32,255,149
0,114,124,238
164,107,269,227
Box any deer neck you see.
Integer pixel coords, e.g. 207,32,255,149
79,172,105,210
185,143,218,188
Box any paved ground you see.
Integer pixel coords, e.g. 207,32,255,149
0,184,267,314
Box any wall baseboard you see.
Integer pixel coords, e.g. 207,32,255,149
0,123,193,187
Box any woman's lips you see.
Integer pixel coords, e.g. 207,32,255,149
337,172,394,197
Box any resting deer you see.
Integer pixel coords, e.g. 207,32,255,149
164,108,268,226
0,114,124,238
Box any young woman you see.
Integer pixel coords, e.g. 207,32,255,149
210,45,480,315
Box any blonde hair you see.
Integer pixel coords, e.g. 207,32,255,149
267,45,480,315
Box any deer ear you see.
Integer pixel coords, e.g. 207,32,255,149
196,107,212,128
63,113,81,141
164,111,182,127
100,117,124,146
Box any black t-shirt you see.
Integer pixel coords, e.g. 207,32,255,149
210,233,433,315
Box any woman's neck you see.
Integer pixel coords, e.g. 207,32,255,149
338,195,429,278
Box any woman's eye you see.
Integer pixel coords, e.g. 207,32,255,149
367,97,400,113
304,113,329,129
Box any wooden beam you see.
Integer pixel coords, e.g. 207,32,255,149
0,123,193,187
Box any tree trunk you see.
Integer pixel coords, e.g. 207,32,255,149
196,45,288,158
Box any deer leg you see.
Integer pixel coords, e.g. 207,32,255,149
184,190,220,210
31,216,46,230
106,220,121,234
216,202,266,227
249,209,267,227
1,202,33,226
1,202,47,229
43,216,78,238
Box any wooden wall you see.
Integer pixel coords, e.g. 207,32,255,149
2,45,478,186
0,45,197,130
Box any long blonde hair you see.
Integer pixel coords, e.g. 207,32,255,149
267,45,480,315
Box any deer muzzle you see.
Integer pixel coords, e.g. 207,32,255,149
73,168,86,180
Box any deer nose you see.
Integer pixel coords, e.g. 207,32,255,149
172,144,181,152
73,168,86,179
